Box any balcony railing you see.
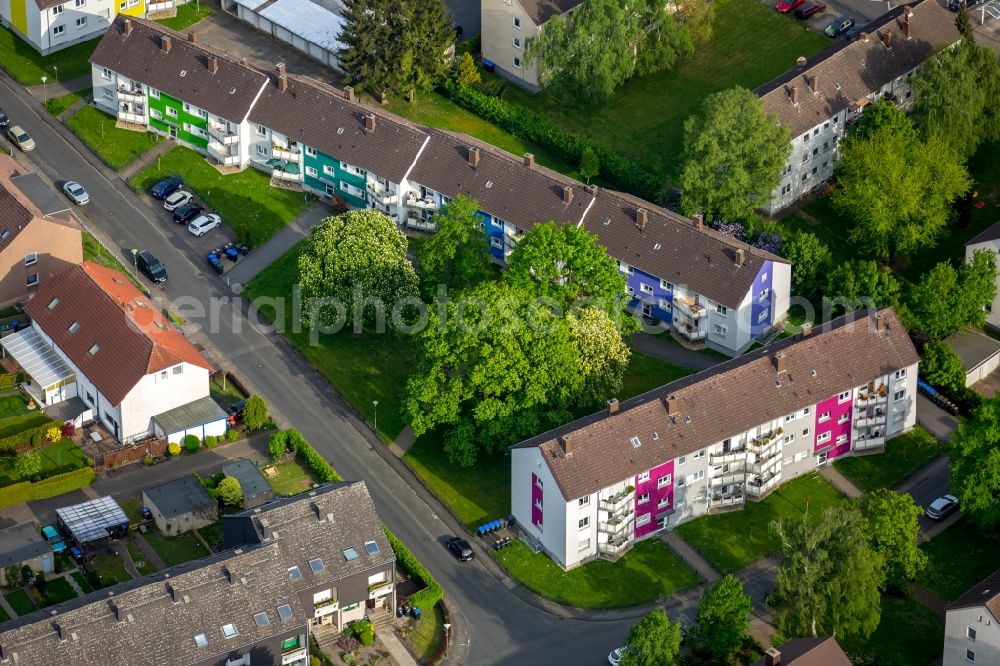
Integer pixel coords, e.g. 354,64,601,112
272,146,301,161
709,449,746,465
598,536,631,555
312,599,338,618
751,455,781,475
855,391,887,407
117,111,145,124
747,429,782,455
271,169,302,182
208,122,239,145
208,140,237,158
367,182,399,206
599,487,635,512
709,472,745,488
709,493,745,509
405,192,439,211
674,321,706,341
406,217,438,232
147,0,175,10
673,294,706,318
747,473,782,497
117,87,144,104
855,415,887,428
368,582,394,600
854,436,885,451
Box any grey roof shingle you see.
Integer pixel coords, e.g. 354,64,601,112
222,460,272,501
152,396,227,435
967,221,1000,247
0,524,49,569
945,330,1000,374
948,568,1000,621
756,0,960,138
90,15,269,123
514,308,918,500
0,482,392,666
143,475,215,519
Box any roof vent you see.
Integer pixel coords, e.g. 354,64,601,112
809,370,817,377
653,243,662,251
603,217,611,226
160,36,172,53
651,432,659,441
775,380,782,387
337,127,344,134
485,180,493,188
229,87,237,95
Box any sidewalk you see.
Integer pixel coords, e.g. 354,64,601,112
630,332,721,372
916,394,959,443
118,139,176,182
375,627,419,666
817,465,863,499
661,531,721,584
26,75,92,102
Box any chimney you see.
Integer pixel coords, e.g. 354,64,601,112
123,18,133,36
587,184,599,196
277,74,288,92
607,398,619,415
240,57,248,67
223,567,235,585
187,30,197,43
523,152,535,167
882,30,893,49
166,583,179,604
773,353,787,373
110,602,123,623
801,322,813,337
692,213,704,230
790,85,799,106
207,55,218,74
764,647,781,666
364,113,376,131
665,396,678,416
563,186,573,204
468,145,480,167
636,208,648,229
312,502,323,521
344,86,355,102
160,36,172,53
54,622,65,643
735,248,745,267
904,16,912,39
275,62,286,76
861,31,870,42
875,315,886,332
559,435,573,455
808,74,818,94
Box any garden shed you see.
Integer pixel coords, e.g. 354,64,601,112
142,475,217,536
222,459,273,509
55,496,128,545
0,524,52,585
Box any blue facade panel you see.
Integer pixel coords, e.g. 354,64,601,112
624,267,674,323
749,260,774,335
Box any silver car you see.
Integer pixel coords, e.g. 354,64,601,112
163,189,194,211
62,181,90,205
188,213,222,237
925,494,959,520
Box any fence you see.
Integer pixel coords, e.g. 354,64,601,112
94,437,167,472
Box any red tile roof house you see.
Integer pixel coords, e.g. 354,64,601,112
511,308,918,569
0,262,226,444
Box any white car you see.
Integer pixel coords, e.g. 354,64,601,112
163,189,193,211
608,647,629,665
62,181,90,205
188,213,222,237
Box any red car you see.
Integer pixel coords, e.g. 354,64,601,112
776,0,805,12
794,1,826,17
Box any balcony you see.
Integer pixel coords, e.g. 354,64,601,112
709,493,745,510
208,122,239,145
117,111,145,125
747,430,782,455
709,472,745,488
147,0,175,11
313,599,338,618
747,473,782,498
673,320,706,341
855,390,887,408
116,86,144,104
368,582,394,600
598,507,634,535
673,294,706,319
598,535,631,556
855,415,887,428
272,146,301,161
709,449,746,465
406,217,438,232
405,192,439,211
854,436,885,452
367,182,399,206
271,169,302,182
751,455,781,476
599,487,635,513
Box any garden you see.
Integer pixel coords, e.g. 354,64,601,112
917,519,1000,603
0,25,99,85
65,106,161,170
832,426,946,493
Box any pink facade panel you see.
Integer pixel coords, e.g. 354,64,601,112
634,460,675,538
531,473,543,527
814,391,852,460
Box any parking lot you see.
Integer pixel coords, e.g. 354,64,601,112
765,0,889,41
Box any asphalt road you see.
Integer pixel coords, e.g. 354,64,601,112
0,78,636,664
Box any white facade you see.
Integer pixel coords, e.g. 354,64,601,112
944,606,1000,666
2,0,118,56
480,0,544,91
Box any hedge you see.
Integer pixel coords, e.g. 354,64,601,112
0,467,95,510
0,419,62,453
269,429,343,483
440,80,662,202
384,527,443,612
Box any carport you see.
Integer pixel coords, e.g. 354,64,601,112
152,396,228,443
56,496,129,545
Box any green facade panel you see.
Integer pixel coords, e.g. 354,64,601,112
147,90,209,149
302,147,368,208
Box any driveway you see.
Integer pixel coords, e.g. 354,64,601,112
768,0,887,44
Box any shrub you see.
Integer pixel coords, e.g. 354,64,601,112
45,427,61,443
0,420,62,454
183,434,200,453
61,423,75,438
383,527,443,611
225,428,240,442
168,442,182,456
143,456,155,466
0,467,95,509
337,637,359,652
268,431,289,461
352,620,375,646
203,435,218,449
243,395,269,430
271,429,343,482
29,433,40,447
310,658,322,666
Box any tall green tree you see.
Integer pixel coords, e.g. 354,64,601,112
407,0,457,94
851,99,915,142
339,0,394,93
950,396,1000,528
921,341,966,396
860,489,927,589
781,231,831,301
578,146,600,184
679,87,791,222
833,113,970,263
567,307,631,407
417,195,493,297
956,4,974,42
823,260,902,312
298,210,419,333
906,253,995,340
242,395,270,431
770,506,883,639
620,609,682,666
958,249,998,329
454,52,481,87
692,574,752,661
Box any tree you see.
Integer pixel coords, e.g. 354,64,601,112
243,395,270,431
578,146,600,184
567,308,631,407
619,609,682,666
15,450,41,479
298,210,419,333
957,249,998,330
216,476,244,508
861,489,927,589
680,87,791,222
455,52,481,87
692,574,752,661
339,0,394,94
770,506,883,639
183,434,200,454
823,260,902,312
268,431,289,461
905,253,996,341
416,195,493,297
851,99,916,142
956,4,973,42
920,341,966,396
833,115,971,264
781,231,831,301
950,396,1000,528
677,0,715,43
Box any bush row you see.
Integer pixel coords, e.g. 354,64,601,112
384,527,443,612
440,80,663,202
268,429,343,483
0,419,63,453
0,467,95,510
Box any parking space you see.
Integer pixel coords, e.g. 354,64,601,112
971,0,1000,51
142,188,241,281
767,0,887,42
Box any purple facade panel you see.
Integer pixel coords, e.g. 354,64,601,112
814,391,852,460
749,260,774,335
624,267,674,323
633,460,675,538
531,472,543,527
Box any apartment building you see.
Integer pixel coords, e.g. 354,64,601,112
511,308,918,569
0,481,395,666
944,569,1000,666
756,0,960,215
88,16,791,355
966,223,1000,331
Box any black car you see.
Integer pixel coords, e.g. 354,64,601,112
0,108,8,128
149,177,182,200
824,15,855,37
173,203,204,224
843,25,863,42
136,250,167,283
446,537,475,562
948,0,982,10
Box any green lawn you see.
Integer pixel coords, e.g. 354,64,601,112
0,25,99,85
39,576,78,607
407,602,445,661
0,393,30,419
118,497,145,524
66,106,160,170
265,458,320,496
4,589,36,616
832,426,945,493
82,232,144,290
127,537,156,573
652,330,731,362
71,571,94,594
209,373,246,411
620,351,695,398
197,522,226,551
0,438,91,487
87,552,131,588
840,593,944,666
0,604,8,623
494,0,828,186
156,2,214,31
918,520,1000,603
130,146,311,247
45,87,90,116
497,538,698,609
143,530,210,567
675,473,848,573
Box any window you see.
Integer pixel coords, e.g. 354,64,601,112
836,434,848,445
253,612,270,627
323,164,335,176
513,16,521,28
74,0,84,6
636,513,651,527
305,166,318,177
693,450,705,460
277,604,292,621
100,67,112,80
160,371,167,380
678,456,686,466
512,37,521,49
817,432,831,444
578,517,589,529
221,624,238,639
150,109,162,120
148,88,159,99
813,128,819,136
26,274,38,288
364,540,380,556
658,299,671,311
535,476,543,490
637,471,650,482
513,56,521,69
895,368,907,379
894,389,906,401
716,304,727,315
811,166,818,175
783,434,795,444
166,107,177,118
75,16,87,27
24,252,37,266
52,25,65,35
490,237,502,249
256,145,269,157
578,496,590,507
625,286,634,296
657,474,671,488
660,280,673,290
966,649,975,662
657,497,670,509
757,309,769,323
691,470,705,482
638,493,650,504
52,4,63,13
173,365,183,375
619,261,633,274
342,548,359,561
802,154,809,164
759,288,769,301
802,173,808,181
812,147,819,156
194,633,208,647
803,133,810,143
48,298,60,310
577,538,591,552
967,627,977,640
640,283,653,295
714,324,727,336
819,411,830,422
288,566,302,580
802,428,810,437
309,558,325,573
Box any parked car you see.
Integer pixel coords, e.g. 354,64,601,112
843,25,863,41
188,213,222,237
775,0,805,13
7,125,35,152
445,537,475,562
824,16,855,37
794,1,826,18
63,181,90,205
41,525,66,553
173,203,204,224
69,547,84,564
149,177,182,199
608,647,630,666
925,494,959,520
0,108,8,128
948,0,982,10
136,249,167,283
163,189,193,211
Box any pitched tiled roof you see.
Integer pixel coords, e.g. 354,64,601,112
0,155,78,254
515,308,918,500
248,74,430,184
582,189,785,308
948,568,1000,621
23,263,213,406
967,221,1000,247
517,0,585,25
756,0,960,138
90,15,269,123
751,637,851,666
0,482,392,666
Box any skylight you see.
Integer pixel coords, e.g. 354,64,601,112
364,540,380,556
277,604,293,621
485,181,493,188
229,87,237,95
0,231,10,241
68,321,79,334
630,436,641,449
194,633,208,647
88,344,100,356
288,566,302,580
653,243,662,251
651,432,659,441
253,612,270,627
179,69,187,77
603,217,611,226
48,298,59,310
343,547,359,562
221,623,238,639
309,558,324,574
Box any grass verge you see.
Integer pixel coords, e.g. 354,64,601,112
143,530,211,567
832,426,945,493
840,592,944,666
918,520,1000,602
0,26,99,85
45,87,91,116
156,3,214,31
405,602,445,662
82,232,144,290
66,106,160,170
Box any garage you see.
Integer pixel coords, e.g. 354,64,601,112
945,329,1000,388
152,396,228,444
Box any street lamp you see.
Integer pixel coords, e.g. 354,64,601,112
41,76,48,104
131,248,138,271
52,65,58,83
372,400,379,433
443,623,452,657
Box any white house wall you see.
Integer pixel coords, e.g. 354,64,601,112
944,607,1000,666
119,362,210,441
